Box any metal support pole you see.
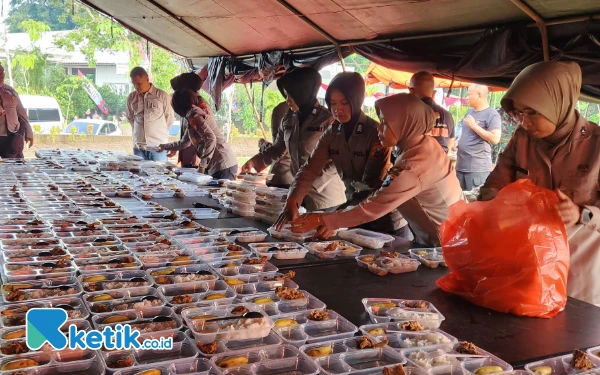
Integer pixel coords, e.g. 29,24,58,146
509,0,549,61
244,84,268,139
276,0,346,71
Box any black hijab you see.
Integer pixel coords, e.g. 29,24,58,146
277,67,321,125
325,72,365,140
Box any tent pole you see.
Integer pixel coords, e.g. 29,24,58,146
244,84,268,139
276,0,346,71
508,0,549,61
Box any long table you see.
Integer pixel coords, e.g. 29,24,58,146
154,195,600,367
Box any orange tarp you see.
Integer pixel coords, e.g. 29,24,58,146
365,63,474,90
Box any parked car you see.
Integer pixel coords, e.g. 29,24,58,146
20,95,64,134
169,121,181,137
62,120,123,136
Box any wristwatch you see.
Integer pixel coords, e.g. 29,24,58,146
579,206,594,225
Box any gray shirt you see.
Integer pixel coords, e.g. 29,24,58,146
456,107,501,172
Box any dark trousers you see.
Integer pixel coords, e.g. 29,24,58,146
0,134,25,158
212,165,238,180
457,171,490,191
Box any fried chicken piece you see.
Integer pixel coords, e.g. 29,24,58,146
197,341,217,354
400,321,426,331
171,294,194,304
50,247,66,256
572,349,595,370
7,291,26,302
7,316,26,326
383,365,406,375
227,244,244,252
94,304,112,314
357,336,388,349
111,356,134,368
455,342,479,355
56,259,70,268
182,209,193,215
380,251,400,258
307,310,330,321
324,242,340,252
157,237,172,245
275,287,305,300
1,340,29,355
197,227,211,233
404,301,428,309
263,271,295,281
154,276,173,285
231,306,249,315
244,257,268,265
181,221,196,228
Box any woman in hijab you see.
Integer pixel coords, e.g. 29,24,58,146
159,72,203,168
480,61,600,306
290,93,463,246
241,67,345,211
170,89,238,180
274,72,408,236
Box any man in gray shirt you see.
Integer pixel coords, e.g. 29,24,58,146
456,84,501,191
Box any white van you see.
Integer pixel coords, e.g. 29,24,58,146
19,95,64,134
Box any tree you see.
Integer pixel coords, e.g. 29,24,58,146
6,0,75,32
55,76,93,121
149,45,182,92
11,20,51,94
97,85,127,116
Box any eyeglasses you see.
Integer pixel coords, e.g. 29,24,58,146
510,109,539,124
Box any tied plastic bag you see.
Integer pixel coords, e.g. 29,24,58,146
436,179,570,318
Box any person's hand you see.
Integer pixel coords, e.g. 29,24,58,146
464,115,479,129
451,144,458,152
274,201,300,231
166,150,177,158
313,226,336,240
26,136,34,148
556,189,581,228
197,167,206,174
158,144,165,152
289,213,324,233
240,159,257,174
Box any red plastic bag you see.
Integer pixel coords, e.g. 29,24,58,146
436,180,570,318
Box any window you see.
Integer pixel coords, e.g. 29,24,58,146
28,109,38,121
66,121,100,135
106,123,117,134
36,109,61,122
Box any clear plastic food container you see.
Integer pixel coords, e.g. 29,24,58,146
60,235,121,248
212,345,319,375
1,238,61,251
300,337,406,375
337,229,395,249
2,277,82,303
190,245,252,262
404,342,512,374
227,277,299,297
0,297,89,328
3,259,77,283
408,248,447,268
364,328,457,352
526,351,600,375
113,356,221,375
174,208,220,220
304,241,363,259
360,321,440,337
102,331,198,372
255,186,289,202
148,264,219,285
74,255,142,273
92,306,182,335
160,226,216,237
249,242,308,260
137,252,200,269
232,207,255,218
239,290,326,317
266,226,317,244
273,309,358,348
184,328,282,358
211,260,279,279
0,229,55,240
84,286,167,314
0,348,100,375
157,280,236,307
79,270,152,292
1,246,70,263
182,304,273,344
362,299,445,328
67,245,130,258
367,258,421,276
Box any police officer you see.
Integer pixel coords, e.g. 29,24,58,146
241,67,346,211
275,72,407,235
0,63,33,158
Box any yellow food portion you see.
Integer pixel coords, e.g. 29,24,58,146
4,329,26,339
474,366,504,375
224,278,245,286
415,251,428,256
2,284,32,292
2,359,39,370
172,256,192,265
135,369,162,375
306,346,333,357
532,366,552,375
203,294,227,301
83,275,107,282
253,297,274,305
372,302,396,308
367,328,387,336
274,319,298,328
217,356,249,368
90,294,113,302
151,268,175,276
103,315,130,324
191,314,218,320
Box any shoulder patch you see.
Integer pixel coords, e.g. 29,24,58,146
370,140,385,157
356,124,364,134
382,166,401,187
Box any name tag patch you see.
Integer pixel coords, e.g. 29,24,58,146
511,164,529,175
305,126,323,132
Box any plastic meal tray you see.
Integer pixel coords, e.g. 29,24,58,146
211,344,318,374
0,296,89,328
174,208,220,220
409,248,447,268
84,286,168,314
78,270,152,293
112,356,221,375
525,351,600,375
337,229,395,249
362,299,445,329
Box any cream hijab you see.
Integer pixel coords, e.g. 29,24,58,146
375,93,436,149
501,61,582,146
